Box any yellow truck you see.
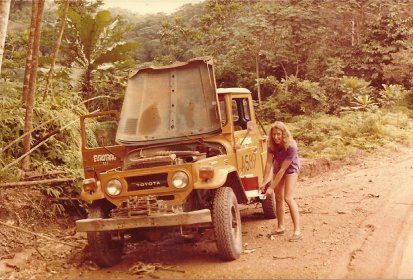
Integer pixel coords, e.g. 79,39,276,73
75,57,276,267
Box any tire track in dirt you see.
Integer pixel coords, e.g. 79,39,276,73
327,148,413,279
346,224,375,274
396,210,413,278
336,194,413,279
378,194,413,278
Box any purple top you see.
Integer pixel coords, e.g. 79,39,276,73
268,140,300,175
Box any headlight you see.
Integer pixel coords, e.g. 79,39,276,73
107,179,122,196
172,171,189,189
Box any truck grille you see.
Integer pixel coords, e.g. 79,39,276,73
126,173,168,191
110,195,178,217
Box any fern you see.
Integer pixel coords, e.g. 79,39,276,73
0,80,86,182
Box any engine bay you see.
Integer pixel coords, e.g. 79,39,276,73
123,141,226,170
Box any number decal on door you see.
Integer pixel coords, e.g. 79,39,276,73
241,153,256,172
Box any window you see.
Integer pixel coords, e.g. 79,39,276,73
232,100,239,121
231,98,251,130
242,99,251,121
219,100,228,126
219,97,251,130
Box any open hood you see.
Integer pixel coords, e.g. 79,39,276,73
116,57,221,145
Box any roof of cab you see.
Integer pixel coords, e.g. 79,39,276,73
216,88,251,94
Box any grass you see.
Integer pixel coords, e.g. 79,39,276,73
268,107,413,160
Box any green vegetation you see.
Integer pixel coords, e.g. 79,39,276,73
1,0,413,187
0,79,87,181
287,109,413,160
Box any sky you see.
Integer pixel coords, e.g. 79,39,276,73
103,0,205,15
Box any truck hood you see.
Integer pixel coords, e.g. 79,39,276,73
116,57,222,146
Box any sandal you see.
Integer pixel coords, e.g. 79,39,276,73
289,233,302,242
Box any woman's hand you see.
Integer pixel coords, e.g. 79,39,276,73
259,181,270,194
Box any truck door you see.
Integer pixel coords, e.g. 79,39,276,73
232,98,264,188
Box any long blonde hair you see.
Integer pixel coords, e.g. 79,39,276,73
267,121,293,151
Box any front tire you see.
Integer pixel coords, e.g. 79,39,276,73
212,187,242,261
87,202,124,267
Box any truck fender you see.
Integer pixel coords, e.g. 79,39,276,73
193,167,248,204
225,171,248,204
80,192,106,203
80,181,105,202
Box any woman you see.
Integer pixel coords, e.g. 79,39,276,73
259,121,302,241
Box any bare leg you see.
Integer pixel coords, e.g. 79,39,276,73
284,173,300,235
274,177,286,232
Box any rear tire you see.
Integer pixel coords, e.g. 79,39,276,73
87,202,124,267
212,187,242,261
262,191,277,219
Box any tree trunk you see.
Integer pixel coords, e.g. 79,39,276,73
0,0,11,78
255,53,261,105
22,2,37,104
280,62,289,94
351,19,355,47
43,0,69,101
21,0,45,171
82,66,94,109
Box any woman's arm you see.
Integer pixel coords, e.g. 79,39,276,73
262,153,273,185
266,159,292,193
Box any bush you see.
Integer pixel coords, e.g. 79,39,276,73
379,84,409,107
287,108,413,160
0,80,87,182
257,76,328,122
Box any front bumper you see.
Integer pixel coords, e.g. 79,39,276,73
76,209,212,232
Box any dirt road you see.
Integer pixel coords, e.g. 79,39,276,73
1,147,413,279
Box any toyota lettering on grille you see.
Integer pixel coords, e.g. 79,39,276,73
134,181,161,188
126,173,168,191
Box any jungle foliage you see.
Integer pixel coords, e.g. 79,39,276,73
1,0,413,186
